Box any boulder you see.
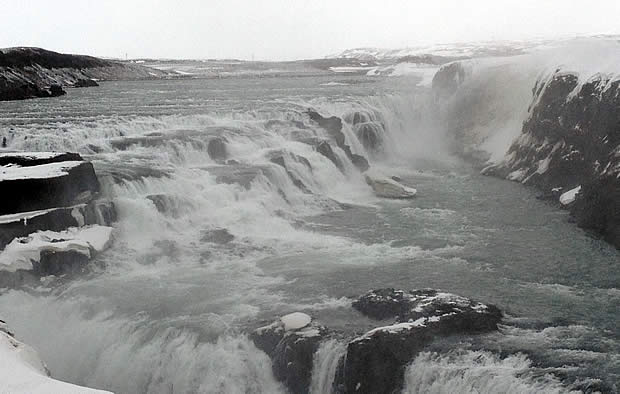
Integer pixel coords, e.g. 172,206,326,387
251,312,329,394
364,172,417,198
73,78,99,87
48,84,66,97
201,228,234,244
350,153,370,172
207,137,228,162
342,289,502,394
0,225,113,274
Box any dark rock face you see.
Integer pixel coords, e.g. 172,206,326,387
316,141,344,171
350,154,370,172
269,152,313,194
0,200,116,249
0,161,100,215
201,228,234,244
432,61,467,98
73,78,99,87
483,71,620,248
307,109,371,173
0,82,66,101
207,137,228,162
48,84,66,97
0,152,116,287
571,177,620,247
343,289,502,394
250,313,328,394
33,250,91,276
355,122,384,154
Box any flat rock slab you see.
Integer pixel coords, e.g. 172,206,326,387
0,155,100,215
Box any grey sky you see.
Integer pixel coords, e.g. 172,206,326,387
2,0,620,60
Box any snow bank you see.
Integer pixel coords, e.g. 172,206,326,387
559,186,581,206
0,225,113,272
0,330,112,393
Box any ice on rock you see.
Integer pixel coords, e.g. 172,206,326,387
559,185,581,206
280,312,311,331
0,225,113,272
364,170,417,198
0,161,84,181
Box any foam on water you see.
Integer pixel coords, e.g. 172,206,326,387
402,350,579,394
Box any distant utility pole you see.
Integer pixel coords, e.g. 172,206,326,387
125,53,128,61
252,53,255,62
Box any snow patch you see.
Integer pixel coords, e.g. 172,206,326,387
559,186,581,206
281,312,311,331
0,161,84,181
0,225,113,272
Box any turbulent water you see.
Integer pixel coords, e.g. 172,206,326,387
0,75,618,393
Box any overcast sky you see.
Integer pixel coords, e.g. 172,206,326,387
2,0,620,60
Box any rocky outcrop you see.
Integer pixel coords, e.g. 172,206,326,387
432,61,467,99
482,71,620,248
251,312,328,394
0,152,116,286
343,289,502,394
307,109,371,173
0,47,168,101
207,137,228,162
344,110,387,156
0,154,100,215
364,171,417,198
251,289,502,394
201,228,235,244
73,78,99,87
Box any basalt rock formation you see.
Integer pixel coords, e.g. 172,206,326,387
482,71,620,248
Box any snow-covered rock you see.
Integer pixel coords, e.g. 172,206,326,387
0,225,113,273
251,313,328,394
481,67,620,248
0,324,112,393
364,171,417,198
0,200,117,250
0,152,100,215
559,186,581,206
342,288,502,394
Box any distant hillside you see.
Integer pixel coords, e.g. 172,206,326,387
0,47,171,101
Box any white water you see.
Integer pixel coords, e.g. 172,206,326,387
310,339,346,394
0,60,618,393
403,351,580,394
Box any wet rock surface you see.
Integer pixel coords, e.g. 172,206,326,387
251,312,328,394
251,289,502,394
0,152,116,286
482,71,620,248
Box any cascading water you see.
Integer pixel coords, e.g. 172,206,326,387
0,74,618,393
